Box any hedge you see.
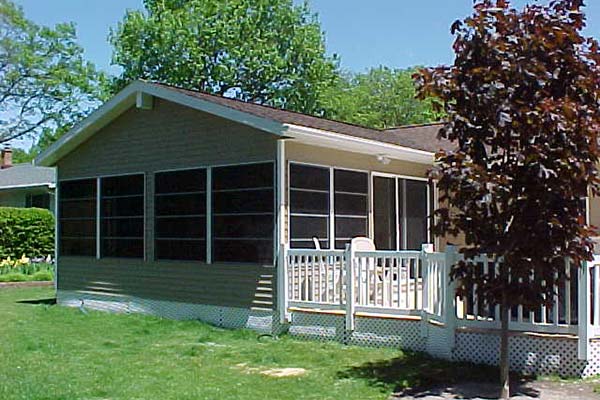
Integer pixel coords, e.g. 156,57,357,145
0,207,54,260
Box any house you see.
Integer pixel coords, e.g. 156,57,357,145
36,80,600,377
0,147,55,211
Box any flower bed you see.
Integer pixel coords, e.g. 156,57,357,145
0,255,54,282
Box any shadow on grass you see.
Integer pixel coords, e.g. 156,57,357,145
16,298,56,305
338,351,538,399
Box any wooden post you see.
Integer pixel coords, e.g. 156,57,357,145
278,244,290,324
444,245,458,353
345,244,355,332
578,259,592,360
420,244,434,338
276,140,289,325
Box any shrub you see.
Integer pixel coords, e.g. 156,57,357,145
0,207,54,260
31,270,53,281
0,273,27,282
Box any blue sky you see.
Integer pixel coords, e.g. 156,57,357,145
13,0,600,75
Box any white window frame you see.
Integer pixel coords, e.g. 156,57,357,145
288,161,370,250
371,172,432,251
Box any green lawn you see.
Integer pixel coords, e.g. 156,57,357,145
0,287,497,400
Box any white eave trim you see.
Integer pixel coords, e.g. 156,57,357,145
0,182,54,191
283,124,435,164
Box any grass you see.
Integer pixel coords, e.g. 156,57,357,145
0,287,499,400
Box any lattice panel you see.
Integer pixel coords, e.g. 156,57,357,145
453,331,591,377
288,312,346,342
349,317,424,350
57,290,274,333
583,339,600,377
424,322,453,360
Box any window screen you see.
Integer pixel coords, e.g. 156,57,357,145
212,162,274,264
373,176,397,250
59,179,97,256
101,174,144,258
155,169,206,261
334,169,368,249
26,193,51,209
402,179,429,250
289,163,330,249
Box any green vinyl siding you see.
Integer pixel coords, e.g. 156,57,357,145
58,257,275,309
56,98,277,310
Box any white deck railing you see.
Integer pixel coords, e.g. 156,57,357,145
282,244,600,359
456,255,581,335
286,249,346,307
285,245,447,329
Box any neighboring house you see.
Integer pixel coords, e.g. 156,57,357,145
35,81,600,377
0,147,55,212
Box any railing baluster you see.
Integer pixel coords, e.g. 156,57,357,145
472,258,480,319
495,262,500,321
592,264,600,325
541,278,548,324
553,270,559,327
565,259,571,325
413,257,419,311
374,256,380,306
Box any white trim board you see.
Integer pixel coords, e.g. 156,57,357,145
35,80,435,168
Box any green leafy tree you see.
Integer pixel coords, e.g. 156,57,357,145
322,66,443,129
109,0,339,115
0,0,107,144
417,1,600,397
11,147,33,164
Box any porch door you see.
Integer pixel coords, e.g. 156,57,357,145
373,176,397,250
373,175,430,251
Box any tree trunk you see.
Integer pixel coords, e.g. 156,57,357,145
499,293,510,399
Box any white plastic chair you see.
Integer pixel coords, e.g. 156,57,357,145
350,237,377,305
312,236,321,250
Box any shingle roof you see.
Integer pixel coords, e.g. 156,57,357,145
148,82,453,154
0,164,55,190
383,124,456,153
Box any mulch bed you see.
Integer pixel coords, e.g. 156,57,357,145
0,281,53,289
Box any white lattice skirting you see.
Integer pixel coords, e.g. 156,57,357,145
56,292,600,378
286,310,600,377
453,330,600,377
57,290,274,333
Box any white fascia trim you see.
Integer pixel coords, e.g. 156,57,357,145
0,183,54,191
283,124,435,165
35,81,288,167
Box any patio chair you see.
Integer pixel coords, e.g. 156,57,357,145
299,237,323,302
350,237,378,305
350,237,399,308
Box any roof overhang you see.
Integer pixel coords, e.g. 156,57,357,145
283,124,434,165
36,80,435,167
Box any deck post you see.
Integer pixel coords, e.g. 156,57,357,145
444,245,458,352
578,259,592,360
420,244,434,338
276,139,289,325
278,244,290,324
345,244,355,332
